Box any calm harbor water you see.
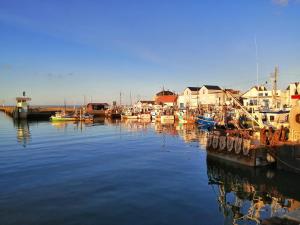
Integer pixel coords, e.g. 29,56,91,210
0,112,299,225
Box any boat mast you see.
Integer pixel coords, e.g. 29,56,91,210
64,98,66,112
254,36,259,112
271,66,279,109
130,91,132,106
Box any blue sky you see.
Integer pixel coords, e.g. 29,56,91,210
0,0,299,105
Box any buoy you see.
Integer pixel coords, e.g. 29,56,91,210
242,139,251,156
219,136,226,151
234,137,242,154
212,135,219,149
227,137,234,152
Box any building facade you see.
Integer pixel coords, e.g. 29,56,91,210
198,85,224,106
177,87,201,109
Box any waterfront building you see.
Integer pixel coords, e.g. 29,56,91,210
134,100,155,112
86,103,109,117
154,90,177,107
177,87,201,110
241,85,288,111
241,85,268,111
198,85,224,106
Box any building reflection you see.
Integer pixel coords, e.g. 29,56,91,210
117,120,209,149
14,120,31,147
206,157,300,224
16,118,209,149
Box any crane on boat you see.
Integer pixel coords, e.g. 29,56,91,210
223,89,264,129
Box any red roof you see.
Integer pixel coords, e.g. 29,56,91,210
155,95,177,103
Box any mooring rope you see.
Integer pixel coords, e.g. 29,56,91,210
267,149,300,172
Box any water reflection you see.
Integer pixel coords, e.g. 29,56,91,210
48,120,209,149
115,120,209,147
14,120,31,147
207,157,300,224
3,116,300,224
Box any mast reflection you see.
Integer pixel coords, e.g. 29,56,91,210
206,157,300,224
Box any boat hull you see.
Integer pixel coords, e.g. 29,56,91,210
160,115,174,124
197,116,216,129
50,117,78,121
121,115,138,119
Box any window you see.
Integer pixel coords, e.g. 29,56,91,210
250,100,257,106
270,115,275,122
265,93,268,96
259,93,263,96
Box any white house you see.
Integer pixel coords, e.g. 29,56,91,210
198,85,224,106
177,87,201,109
134,100,155,112
241,85,286,110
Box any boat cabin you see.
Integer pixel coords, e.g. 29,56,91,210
13,92,31,120
86,103,109,117
87,103,109,111
16,97,31,112
260,110,289,128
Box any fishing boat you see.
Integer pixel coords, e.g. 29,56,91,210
257,109,289,129
138,113,151,120
160,115,175,124
197,115,216,129
50,111,78,121
177,111,187,124
121,108,138,119
121,115,138,119
79,113,94,122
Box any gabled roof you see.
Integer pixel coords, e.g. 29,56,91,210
187,87,201,91
241,85,267,97
253,86,267,91
203,85,222,90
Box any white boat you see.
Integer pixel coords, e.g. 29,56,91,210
160,115,175,124
121,115,138,119
139,114,151,120
50,111,78,121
